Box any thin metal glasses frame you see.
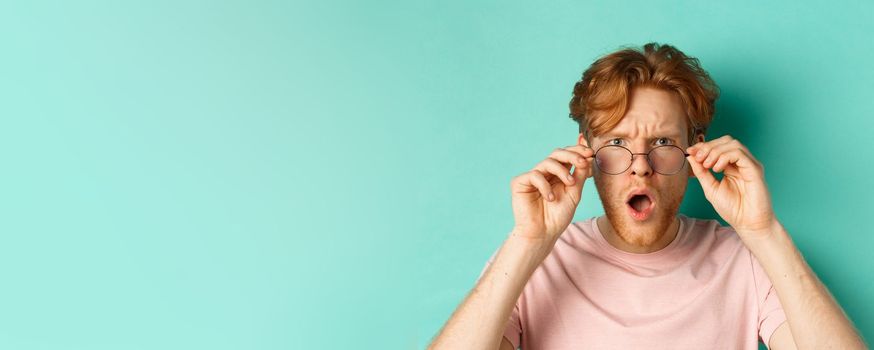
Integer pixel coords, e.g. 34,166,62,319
592,144,691,175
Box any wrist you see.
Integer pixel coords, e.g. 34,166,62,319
507,228,558,259
736,219,785,240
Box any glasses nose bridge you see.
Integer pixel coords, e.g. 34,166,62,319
629,150,655,160
628,151,655,172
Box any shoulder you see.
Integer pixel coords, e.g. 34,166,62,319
684,215,742,243
554,216,600,250
678,215,755,263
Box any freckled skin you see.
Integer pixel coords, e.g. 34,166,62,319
580,86,704,253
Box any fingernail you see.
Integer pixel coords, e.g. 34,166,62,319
567,174,574,181
548,192,555,201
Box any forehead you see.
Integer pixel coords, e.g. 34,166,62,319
597,87,688,139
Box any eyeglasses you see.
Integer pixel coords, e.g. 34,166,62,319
594,145,691,175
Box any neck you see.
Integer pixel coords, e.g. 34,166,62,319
596,215,680,254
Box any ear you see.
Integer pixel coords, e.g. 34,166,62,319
578,133,591,148
688,133,705,178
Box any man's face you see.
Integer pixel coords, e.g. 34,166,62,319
579,87,701,247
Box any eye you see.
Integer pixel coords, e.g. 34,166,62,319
608,138,623,146
654,137,672,146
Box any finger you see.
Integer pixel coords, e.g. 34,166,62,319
549,147,594,168
710,149,761,174
687,153,718,196
688,135,735,162
534,158,575,186
701,141,739,168
736,145,762,168
694,139,759,168
567,158,592,205
519,170,554,201
711,153,732,173
689,138,730,162
571,153,594,180
571,155,593,181
569,144,596,159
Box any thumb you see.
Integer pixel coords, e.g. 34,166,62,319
687,154,718,197
567,161,591,206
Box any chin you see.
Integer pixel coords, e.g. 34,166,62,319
613,216,665,246
605,205,678,248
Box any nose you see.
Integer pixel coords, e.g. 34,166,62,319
629,152,653,176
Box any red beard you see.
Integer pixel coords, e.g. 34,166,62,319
596,185,684,247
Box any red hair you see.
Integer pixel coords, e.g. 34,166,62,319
568,43,719,144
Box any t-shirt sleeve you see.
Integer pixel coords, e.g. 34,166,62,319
749,251,788,347
478,249,523,349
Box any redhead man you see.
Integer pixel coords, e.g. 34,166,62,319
429,43,866,349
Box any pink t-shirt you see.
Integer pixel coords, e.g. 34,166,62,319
481,214,787,349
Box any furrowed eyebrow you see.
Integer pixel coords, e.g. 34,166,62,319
601,133,683,142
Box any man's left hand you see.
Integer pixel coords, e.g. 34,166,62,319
686,135,778,238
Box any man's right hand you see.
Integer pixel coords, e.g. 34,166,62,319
429,143,595,350
509,143,594,242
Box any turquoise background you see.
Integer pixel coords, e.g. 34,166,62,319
1,1,871,349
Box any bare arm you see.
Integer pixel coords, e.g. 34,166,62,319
740,222,867,349
428,231,553,350
685,136,867,349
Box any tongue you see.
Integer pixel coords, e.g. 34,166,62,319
630,195,651,212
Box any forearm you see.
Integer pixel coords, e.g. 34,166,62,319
429,230,553,350
739,221,867,349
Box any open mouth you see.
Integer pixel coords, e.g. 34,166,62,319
626,193,655,221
